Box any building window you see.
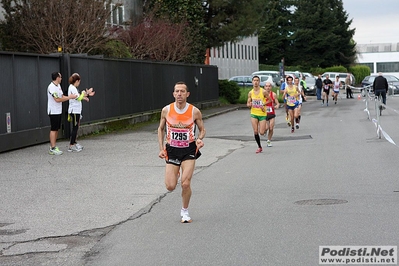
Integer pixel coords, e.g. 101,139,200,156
230,43,233,58
237,44,240,59
226,45,228,59
106,3,124,27
377,62,399,72
234,44,236,59
384,45,391,52
366,46,379,53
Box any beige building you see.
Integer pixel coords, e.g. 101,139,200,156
208,36,259,80
356,42,399,78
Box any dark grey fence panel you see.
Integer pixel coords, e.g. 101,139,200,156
0,54,14,134
0,52,218,153
14,56,41,131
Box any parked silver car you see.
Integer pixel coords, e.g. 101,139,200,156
257,75,276,87
302,73,316,95
228,76,253,87
252,71,281,86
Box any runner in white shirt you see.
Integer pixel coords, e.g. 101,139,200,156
332,76,341,104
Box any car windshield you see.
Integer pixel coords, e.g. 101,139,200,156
303,73,314,78
305,77,315,83
260,76,270,82
386,76,399,82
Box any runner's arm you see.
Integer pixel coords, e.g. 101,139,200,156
194,107,206,148
247,91,252,108
157,107,168,158
273,92,279,109
263,90,272,104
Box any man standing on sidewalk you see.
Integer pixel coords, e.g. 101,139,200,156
345,72,354,98
47,72,77,155
158,81,206,223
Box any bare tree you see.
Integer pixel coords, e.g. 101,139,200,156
112,13,193,62
0,0,112,54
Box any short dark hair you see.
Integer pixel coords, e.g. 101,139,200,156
252,75,260,81
51,72,61,81
175,81,188,91
286,76,293,81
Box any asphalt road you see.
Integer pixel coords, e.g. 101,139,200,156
1,93,399,265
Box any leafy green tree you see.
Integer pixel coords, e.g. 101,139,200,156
146,0,264,63
259,0,356,68
202,0,264,49
288,0,355,68
258,0,293,65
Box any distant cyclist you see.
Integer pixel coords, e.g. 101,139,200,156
373,72,388,111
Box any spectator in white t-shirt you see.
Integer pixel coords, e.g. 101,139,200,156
47,72,77,155
67,73,95,152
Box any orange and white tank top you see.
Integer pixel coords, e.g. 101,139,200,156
166,103,195,148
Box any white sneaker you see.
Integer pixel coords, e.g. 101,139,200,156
267,140,272,147
75,143,84,150
180,209,192,223
49,146,63,155
68,145,82,152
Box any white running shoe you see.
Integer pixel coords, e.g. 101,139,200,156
180,209,192,223
49,146,63,155
75,143,84,150
68,145,82,152
267,140,272,147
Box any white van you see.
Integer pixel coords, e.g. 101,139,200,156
322,72,355,85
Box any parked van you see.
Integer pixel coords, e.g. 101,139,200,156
321,72,355,86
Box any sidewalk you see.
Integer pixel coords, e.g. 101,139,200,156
0,103,244,259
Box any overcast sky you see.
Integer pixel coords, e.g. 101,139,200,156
342,0,399,44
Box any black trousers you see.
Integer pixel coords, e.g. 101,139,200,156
69,113,81,145
346,85,353,98
375,89,387,105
